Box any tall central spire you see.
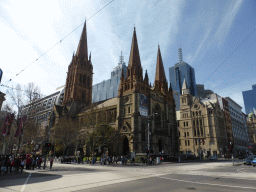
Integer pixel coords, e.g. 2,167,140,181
128,27,141,69
76,20,88,60
155,45,167,84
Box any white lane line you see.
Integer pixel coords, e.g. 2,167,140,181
21,172,31,192
158,176,256,190
237,168,244,172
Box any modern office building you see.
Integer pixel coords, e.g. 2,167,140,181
225,97,249,155
196,84,214,99
169,48,197,110
242,84,256,114
92,52,127,103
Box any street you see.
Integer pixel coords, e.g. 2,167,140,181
1,161,256,192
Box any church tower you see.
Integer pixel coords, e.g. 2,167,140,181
63,20,93,113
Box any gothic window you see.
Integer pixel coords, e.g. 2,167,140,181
196,111,198,116
87,77,90,87
195,139,197,145
193,120,195,126
131,83,133,89
186,122,188,126
188,140,190,146
200,128,203,136
200,119,202,126
82,91,85,100
199,111,201,115
185,140,187,146
153,104,161,129
184,132,186,137
79,74,82,84
187,132,189,137
194,128,196,136
128,107,130,113
183,122,185,127
83,75,86,85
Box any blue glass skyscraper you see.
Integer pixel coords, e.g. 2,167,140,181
169,48,197,110
242,84,256,114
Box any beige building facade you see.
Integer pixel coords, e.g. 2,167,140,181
178,80,228,158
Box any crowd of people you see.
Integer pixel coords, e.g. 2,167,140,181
0,155,52,174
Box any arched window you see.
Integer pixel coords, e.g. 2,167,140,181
79,74,82,84
82,91,85,100
87,77,90,87
196,111,198,116
128,107,130,113
83,75,86,85
153,104,161,129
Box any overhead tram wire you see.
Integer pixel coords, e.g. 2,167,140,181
203,27,256,84
2,0,115,86
0,84,46,97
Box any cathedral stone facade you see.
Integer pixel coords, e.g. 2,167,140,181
54,22,178,156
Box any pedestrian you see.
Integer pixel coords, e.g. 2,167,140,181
20,158,24,173
32,158,36,170
10,158,15,173
38,157,42,169
50,158,53,169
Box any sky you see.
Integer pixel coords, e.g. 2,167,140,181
0,0,255,113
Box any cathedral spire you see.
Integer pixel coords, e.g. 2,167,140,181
154,45,167,85
128,27,141,69
76,20,88,60
182,79,190,95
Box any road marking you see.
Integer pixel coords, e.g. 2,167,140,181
237,168,244,172
158,176,256,190
21,172,31,192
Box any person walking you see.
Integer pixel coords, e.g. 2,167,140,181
50,158,53,170
32,158,36,170
20,158,24,173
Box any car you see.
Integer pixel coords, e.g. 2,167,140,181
61,157,72,164
238,155,248,160
252,158,256,167
209,155,218,160
244,155,256,165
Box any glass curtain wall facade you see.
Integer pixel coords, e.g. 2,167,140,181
169,49,197,110
242,84,256,114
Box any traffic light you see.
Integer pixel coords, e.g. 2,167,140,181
45,143,51,151
229,144,233,153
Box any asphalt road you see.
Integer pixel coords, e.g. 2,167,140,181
1,161,256,192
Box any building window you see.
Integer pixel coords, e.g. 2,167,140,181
199,111,201,115
79,74,82,84
83,75,86,85
128,107,130,113
184,132,186,137
186,122,188,126
195,139,197,145
187,132,189,137
196,111,198,116
185,140,187,146
183,122,185,127
188,140,190,146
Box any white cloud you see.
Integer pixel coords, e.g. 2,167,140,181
214,0,243,46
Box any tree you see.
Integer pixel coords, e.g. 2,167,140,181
79,104,118,157
86,124,118,158
52,117,81,156
24,82,42,104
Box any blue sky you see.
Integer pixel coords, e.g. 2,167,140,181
0,0,255,113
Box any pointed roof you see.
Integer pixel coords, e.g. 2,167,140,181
182,79,190,94
76,20,88,59
154,45,167,83
182,79,188,90
128,27,141,69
